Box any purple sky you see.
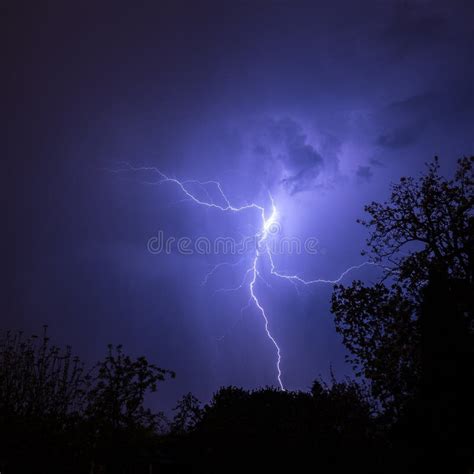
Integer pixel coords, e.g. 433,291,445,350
5,1,473,409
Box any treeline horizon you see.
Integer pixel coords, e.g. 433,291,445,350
2,157,473,474
0,326,383,471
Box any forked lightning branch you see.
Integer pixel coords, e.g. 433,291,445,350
111,164,374,390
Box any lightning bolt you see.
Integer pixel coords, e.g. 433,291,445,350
109,163,375,391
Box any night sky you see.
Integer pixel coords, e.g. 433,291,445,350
5,1,473,409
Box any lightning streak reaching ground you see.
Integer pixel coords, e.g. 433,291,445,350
110,163,374,391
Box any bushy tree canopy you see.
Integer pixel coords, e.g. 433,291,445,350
332,157,473,415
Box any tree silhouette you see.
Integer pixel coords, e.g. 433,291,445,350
86,344,174,432
172,381,384,471
171,392,202,434
84,344,175,472
360,156,473,291
0,327,91,473
0,331,175,473
0,326,89,421
332,157,473,412
331,156,474,472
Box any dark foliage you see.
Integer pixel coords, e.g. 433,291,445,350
165,381,386,472
331,157,474,471
0,328,386,473
0,329,174,474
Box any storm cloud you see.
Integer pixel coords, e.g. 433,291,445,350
248,117,333,195
356,165,373,182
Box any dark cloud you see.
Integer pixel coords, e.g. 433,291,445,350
369,158,385,167
374,83,473,154
281,140,324,195
376,125,423,149
385,93,436,116
281,159,324,194
252,117,326,195
356,165,373,182
374,93,434,150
